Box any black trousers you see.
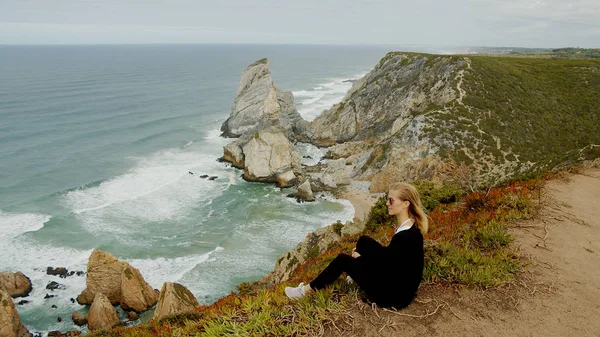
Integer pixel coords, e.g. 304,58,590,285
309,254,375,295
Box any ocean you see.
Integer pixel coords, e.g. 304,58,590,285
0,44,391,333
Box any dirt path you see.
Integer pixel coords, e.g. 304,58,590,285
327,168,600,337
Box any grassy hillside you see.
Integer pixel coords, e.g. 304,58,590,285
418,54,600,183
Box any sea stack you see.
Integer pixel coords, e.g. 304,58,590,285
221,58,307,138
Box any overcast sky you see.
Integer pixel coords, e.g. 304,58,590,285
1,0,598,48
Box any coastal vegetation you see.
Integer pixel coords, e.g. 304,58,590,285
87,174,545,336
423,55,600,182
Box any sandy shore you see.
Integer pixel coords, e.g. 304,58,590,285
338,182,379,224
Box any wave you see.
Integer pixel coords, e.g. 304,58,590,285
291,74,367,122
61,147,231,234
0,209,50,240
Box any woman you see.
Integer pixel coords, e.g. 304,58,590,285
285,182,428,309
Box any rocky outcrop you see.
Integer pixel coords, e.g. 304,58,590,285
120,265,158,312
295,180,315,202
71,312,87,327
325,141,369,160
77,249,123,305
0,290,32,337
221,58,307,138
306,53,600,188
87,293,119,331
77,249,157,313
153,282,199,321
223,138,246,169
307,159,351,191
0,272,32,298
309,53,459,146
269,224,347,283
239,127,301,186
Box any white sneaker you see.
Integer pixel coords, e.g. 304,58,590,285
285,282,307,299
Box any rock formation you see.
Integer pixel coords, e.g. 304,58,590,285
269,225,345,283
87,293,119,331
307,159,351,191
153,282,199,321
77,249,157,312
119,265,158,312
221,58,307,138
77,249,123,305
295,180,315,202
71,312,87,327
0,272,32,298
222,127,302,186
0,290,32,337
304,53,600,190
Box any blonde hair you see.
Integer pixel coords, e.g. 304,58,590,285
389,182,428,236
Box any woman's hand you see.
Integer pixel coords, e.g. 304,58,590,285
351,248,361,258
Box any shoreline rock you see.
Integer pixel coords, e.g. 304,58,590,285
87,293,119,331
77,249,157,313
153,282,199,321
0,290,32,337
0,272,32,298
221,58,306,139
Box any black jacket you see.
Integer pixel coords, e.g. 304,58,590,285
355,225,424,308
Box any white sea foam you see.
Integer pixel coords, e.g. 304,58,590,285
295,142,325,166
126,251,214,289
62,148,229,234
292,74,367,122
0,209,50,240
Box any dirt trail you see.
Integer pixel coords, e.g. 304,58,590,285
327,168,600,337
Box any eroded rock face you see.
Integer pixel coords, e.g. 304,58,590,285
295,180,315,202
71,312,87,327
77,249,157,313
120,265,158,313
307,159,351,191
223,139,246,169
87,293,119,331
242,128,300,184
221,58,305,138
77,249,125,305
0,272,32,298
269,225,343,283
309,54,459,146
153,282,199,321
0,290,32,337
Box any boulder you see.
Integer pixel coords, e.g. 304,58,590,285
276,170,297,188
295,180,315,202
223,140,245,169
308,159,351,191
0,272,32,298
77,249,156,313
77,249,125,305
119,265,158,312
242,127,301,183
0,290,32,337
46,281,65,291
220,58,305,138
153,282,199,321
127,311,139,321
71,312,87,327
87,293,119,331
46,267,68,278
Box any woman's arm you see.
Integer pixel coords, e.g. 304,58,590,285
355,235,386,259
